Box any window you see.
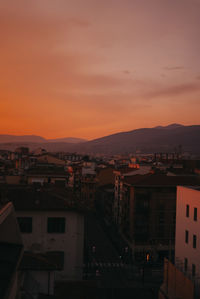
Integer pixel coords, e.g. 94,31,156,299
47,217,65,233
193,235,197,249
185,230,189,244
17,217,32,233
184,258,188,272
159,212,165,225
192,264,196,277
186,205,189,217
194,208,197,221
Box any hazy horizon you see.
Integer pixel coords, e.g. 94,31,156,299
0,123,199,142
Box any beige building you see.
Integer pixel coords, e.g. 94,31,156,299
10,188,85,281
175,186,200,296
159,186,200,299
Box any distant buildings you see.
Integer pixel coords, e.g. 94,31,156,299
26,164,68,187
1,145,200,297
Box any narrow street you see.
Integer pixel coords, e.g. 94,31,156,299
84,213,127,286
83,213,159,298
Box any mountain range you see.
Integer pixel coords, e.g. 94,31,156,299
0,135,86,144
0,124,200,154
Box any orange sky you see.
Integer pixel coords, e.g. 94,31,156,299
0,0,200,140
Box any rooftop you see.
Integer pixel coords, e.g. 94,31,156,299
26,165,67,176
179,185,200,192
123,174,200,187
0,242,23,299
1,186,87,213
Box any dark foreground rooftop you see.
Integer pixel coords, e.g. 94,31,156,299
0,185,87,213
0,242,23,299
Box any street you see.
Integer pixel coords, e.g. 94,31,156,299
83,213,159,298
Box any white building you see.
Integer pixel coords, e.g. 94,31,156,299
11,188,85,281
175,186,200,285
159,185,200,299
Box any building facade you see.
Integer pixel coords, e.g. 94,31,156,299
159,186,200,299
175,186,200,290
118,175,200,263
10,188,85,281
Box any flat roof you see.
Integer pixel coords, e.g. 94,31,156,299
178,186,200,192
1,186,87,213
123,174,200,187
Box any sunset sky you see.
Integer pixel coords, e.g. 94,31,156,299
0,0,200,140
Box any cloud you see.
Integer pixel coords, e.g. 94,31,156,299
163,66,185,71
123,70,131,74
145,83,200,100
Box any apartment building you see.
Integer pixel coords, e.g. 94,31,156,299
175,186,200,283
159,186,200,299
118,175,200,263
113,166,152,225
8,187,85,281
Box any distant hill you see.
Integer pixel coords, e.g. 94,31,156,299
47,137,86,143
0,125,200,154
0,135,87,144
76,124,200,154
0,135,46,143
154,123,184,130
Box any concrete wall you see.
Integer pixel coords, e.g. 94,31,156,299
17,210,84,280
159,259,194,299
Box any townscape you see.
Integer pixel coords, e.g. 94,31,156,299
1,1,200,298
0,143,200,299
